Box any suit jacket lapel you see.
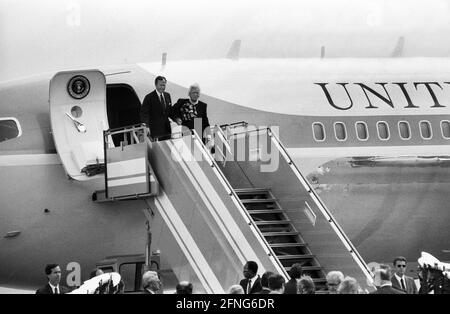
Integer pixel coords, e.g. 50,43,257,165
392,276,399,288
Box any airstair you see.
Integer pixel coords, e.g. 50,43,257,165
93,122,373,293
214,122,373,291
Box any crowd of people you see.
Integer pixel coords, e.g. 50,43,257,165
36,256,420,294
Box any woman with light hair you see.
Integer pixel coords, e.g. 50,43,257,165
142,270,161,294
228,284,244,294
337,276,360,294
298,275,315,294
170,83,210,142
326,270,344,294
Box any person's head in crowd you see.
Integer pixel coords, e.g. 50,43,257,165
116,280,125,294
298,276,315,294
393,256,408,277
326,271,344,294
142,271,161,294
154,76,167,93
176,281,193,294
188,84,201,103
289,263,303,280
379,263,391,271
89,268,104,279
243,261,258,280
373,267,392,287
228,284,244,294
268,274,285,294
260,271,275,290
337,276,360,294
45,264,61,286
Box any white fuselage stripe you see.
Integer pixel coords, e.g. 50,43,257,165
1,145,449,168
287,145,450,159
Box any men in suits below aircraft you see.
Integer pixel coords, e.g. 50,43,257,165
391,256,418,294
370,266,406,294
239,261,263,294
140,76,173,140
35,264,70,294
255,271,274,294
284,263,302,294
170,83,210,142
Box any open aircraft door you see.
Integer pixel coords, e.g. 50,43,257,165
50,70,110,181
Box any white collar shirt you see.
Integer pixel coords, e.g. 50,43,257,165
48,282,60,294
394,273,406,289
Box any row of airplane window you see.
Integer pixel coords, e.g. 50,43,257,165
312,120,450,142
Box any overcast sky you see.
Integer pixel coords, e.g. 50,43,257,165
2,0,450,81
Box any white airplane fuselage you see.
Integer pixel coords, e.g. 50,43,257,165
1,58,450,290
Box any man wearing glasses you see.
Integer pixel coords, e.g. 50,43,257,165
325,271,344,294
391,256,418,294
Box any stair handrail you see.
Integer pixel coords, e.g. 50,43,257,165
220,124,374,283
189,129,289,280
264,127,374,282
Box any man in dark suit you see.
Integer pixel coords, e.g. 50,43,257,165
370,267,405,294
255,271,274,294
284,263,302,294
170,83,210,142
391,256,418,294
140,76,173,140
239,261,263,294
35,264,70,294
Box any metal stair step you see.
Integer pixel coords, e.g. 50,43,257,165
255,220,291,226
285,266,322,272
276,254,315,260
241,198,277,204
270,242,307,248
262,231,299,237
247,209,284,215
234,188,270,194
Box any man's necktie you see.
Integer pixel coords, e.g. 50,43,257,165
247,280,251,294
54,287,59,294
400,278,406,291
160,94,166,109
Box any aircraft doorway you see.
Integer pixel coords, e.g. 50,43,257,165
106,84,141,146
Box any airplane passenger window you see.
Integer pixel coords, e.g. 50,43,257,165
0,118,21,143
334,122,347,141
355,122,368,140
420,121,432,139
119,263,137,293
377,121,390,140
312,122,325,141
441,121,450,139
398,121,411,140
